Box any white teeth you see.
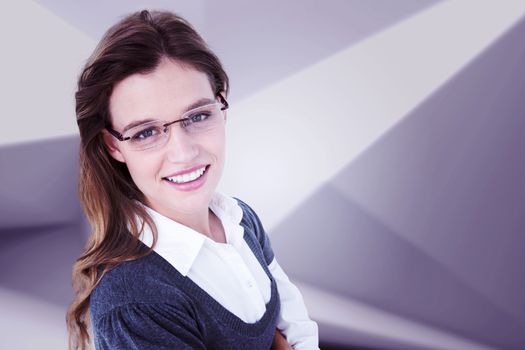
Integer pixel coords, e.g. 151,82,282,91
166,166,206,184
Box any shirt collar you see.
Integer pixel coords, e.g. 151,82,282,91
139,192,244,276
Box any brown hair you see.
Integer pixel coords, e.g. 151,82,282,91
66,10,229,349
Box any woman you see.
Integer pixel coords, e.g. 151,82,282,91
67,9,318,350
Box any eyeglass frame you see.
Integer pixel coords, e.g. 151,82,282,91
105,92,229,142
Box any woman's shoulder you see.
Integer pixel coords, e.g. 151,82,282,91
89,252,190,323
233,197,263,233
233,197,275,265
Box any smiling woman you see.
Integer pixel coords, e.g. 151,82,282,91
66,9,318,350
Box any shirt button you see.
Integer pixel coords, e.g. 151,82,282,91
247,281,254,288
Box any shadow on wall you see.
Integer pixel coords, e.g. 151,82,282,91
0,136,87,306
0,136,89,349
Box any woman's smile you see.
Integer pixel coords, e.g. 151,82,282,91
162,164,211,192
163,164,208,183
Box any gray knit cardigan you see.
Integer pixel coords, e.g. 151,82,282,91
89,199,280,349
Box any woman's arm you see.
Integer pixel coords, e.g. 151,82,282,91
235,198,319,349
272,329,293,350
270,258,320,350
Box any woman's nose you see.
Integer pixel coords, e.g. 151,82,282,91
164,126,199,163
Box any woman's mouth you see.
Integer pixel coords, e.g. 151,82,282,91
162,165,210,191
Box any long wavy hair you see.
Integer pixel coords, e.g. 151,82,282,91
66,10,229,349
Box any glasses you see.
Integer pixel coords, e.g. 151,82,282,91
106,93,229,151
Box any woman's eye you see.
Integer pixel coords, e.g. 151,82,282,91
131,127,159,140
181,112,210,129
189,112,210,123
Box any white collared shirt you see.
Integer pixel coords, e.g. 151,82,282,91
139,192,319,349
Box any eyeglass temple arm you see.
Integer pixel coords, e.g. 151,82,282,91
106,127,126,141
216,92,229,110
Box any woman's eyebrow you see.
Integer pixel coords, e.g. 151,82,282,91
182,97,216,113
121,97,216,132
122,118,156,133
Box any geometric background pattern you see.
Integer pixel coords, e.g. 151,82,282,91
1,1,524,349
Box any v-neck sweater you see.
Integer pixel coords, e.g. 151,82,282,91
90,200,280,349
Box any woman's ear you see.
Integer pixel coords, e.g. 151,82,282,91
101,129,126,163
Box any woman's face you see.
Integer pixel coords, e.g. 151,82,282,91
104,58,226,219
